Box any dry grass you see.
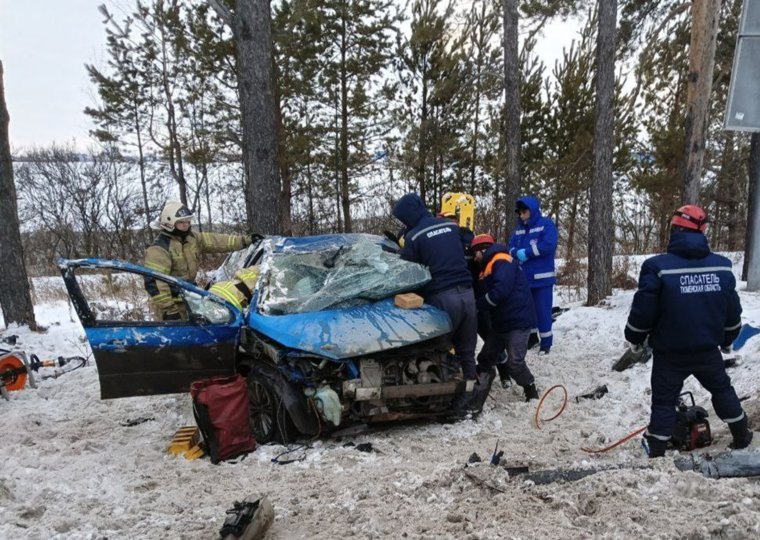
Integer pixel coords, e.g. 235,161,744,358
30,271,153,322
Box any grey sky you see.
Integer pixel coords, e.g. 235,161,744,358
1,1,577,152
1,0,106,150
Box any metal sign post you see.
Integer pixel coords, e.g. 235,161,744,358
725,0,760,290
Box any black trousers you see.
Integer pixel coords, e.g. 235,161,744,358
648,348,744,440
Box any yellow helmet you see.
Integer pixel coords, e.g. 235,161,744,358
159,201,193,231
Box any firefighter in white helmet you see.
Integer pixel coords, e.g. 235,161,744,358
143,201,259,320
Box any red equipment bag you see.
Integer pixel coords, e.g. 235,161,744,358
190,375,256,464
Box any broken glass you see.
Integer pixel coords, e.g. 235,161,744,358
258,236,430,314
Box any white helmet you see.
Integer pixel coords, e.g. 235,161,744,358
159,201,194,231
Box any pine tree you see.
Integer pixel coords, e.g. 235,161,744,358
316,0,400,232
86,7,153,230
397,0,464,209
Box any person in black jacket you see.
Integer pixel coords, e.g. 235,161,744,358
473,241,538,402
625,205,752,457
393,193,478,382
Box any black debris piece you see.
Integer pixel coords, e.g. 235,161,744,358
576,385,609,403
468,452,482,464
120,416,155,427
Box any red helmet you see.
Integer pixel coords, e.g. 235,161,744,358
471,233,495,251
671,205,707,232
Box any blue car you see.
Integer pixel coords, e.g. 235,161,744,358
59,234,472,443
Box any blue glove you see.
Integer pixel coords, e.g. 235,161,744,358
516,249,528,262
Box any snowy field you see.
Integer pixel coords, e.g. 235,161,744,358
2,254,760,539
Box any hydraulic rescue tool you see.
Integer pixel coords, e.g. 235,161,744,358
0,350,37,399
1,350,84,400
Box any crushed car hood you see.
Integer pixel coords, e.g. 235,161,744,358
247,298,451,360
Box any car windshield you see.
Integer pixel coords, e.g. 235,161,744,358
256,236,431,314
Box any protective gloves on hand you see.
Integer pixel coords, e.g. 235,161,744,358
250,233,264,244
628,341,645,354
515,249,528,263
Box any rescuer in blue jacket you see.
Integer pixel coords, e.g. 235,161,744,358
508,196,558,354
472,240,538,402
393,193,478,382
625,205,752,457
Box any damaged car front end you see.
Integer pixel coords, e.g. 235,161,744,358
60,234,473,443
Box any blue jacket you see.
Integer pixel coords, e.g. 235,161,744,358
625,231,742,354
393,193,472,296
476,244,536,331
508,196,558,287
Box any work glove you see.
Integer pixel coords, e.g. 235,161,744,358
628,341,645,354
515,249,528,263
720,345,733,355
250,233,264,244
163,311,182,321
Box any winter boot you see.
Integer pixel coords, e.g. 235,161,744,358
496,361,511,389
467,371,496,415
450,385,475,419
643,433,667,458
728,414,754,450
523,383,539,402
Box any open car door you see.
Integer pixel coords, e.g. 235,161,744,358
59,259,243,399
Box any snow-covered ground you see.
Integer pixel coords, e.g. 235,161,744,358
2,255,760,539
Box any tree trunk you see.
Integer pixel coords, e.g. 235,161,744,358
587,0,617,306
133,103,151,232
417,76,429,206
502,0,520,241
231,0,282,234
339,15,352,233
274,76,292,235
566,191,579,258
158,28,188,206
469,67,482,195
681,0,720,205
0,61,37,330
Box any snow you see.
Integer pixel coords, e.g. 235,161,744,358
3,255,760,539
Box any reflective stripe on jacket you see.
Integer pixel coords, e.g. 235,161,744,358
393,193,471,296
144,230,250,314
477,244,536,331
507,196,557,287
209,266,260,311
625,231,742,353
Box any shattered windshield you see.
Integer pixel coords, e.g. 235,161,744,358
257,235,431,314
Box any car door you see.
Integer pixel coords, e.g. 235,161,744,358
59,258,243,399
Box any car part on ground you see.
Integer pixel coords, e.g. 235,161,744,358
219,495,274,540
612,344,652,372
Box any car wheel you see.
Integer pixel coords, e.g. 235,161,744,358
247,373,300,444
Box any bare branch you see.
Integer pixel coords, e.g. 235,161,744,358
207,0,234,28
